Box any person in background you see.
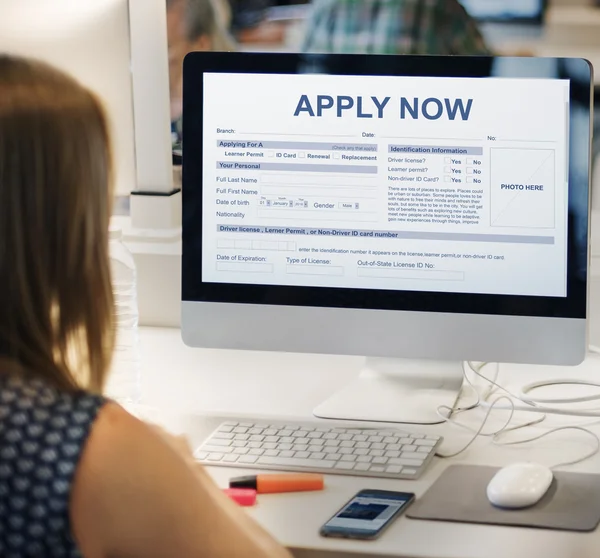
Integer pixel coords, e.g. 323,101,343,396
0,55,292,558
167,0,235,148
302,0,491,56
228,0,287,45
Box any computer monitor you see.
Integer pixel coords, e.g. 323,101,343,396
181,53,592,424
458,0,547,23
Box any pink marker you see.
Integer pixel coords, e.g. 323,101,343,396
223,488,257,506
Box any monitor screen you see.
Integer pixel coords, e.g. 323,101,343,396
458,0,546,22
183,53,591,324
201,73,568,299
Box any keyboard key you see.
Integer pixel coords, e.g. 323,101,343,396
325,453,341,461
401,452,425,461
411,433,425,439
338,448,353,455
280,450,295,458
338,434,352,441
385,450,400,458
340,441,355,448
403,468,418,477
354,448,369,456
235,434,250,441
315,427,331,433
195,451,208,460
201,446,233,454
278,443,293,451
353,435,368,442
280,437,295,444
264,435,279,443
295,451,310,459
355,442,370,449
347,429,362,435
418,447,430,453
371,443,385,450
263,442,277,450
292,431,307,438
222,422,238,427
279,430,293,437
232,441,247,448
369,450,384,457
355,463,371,471
239,422,254,427
264,449,279,457
249,435,265,442
400,438,413,444
323,433,338,440
223,454,239,463
208,438,232,447
356,456,372,464
234,448,249,455
370,466,386,473
213,433,234,440
403,445,418,453
386,465,403,474
324,440,340,447
248,442,262,449
248,427,263,435
207,453,224,461
310,452,326,460
249,449,264,456
258,456,335,469
233,427,248,434
263,429,278,436
341,454,356,462
415,439,437,447
383,437,398,444
389,458,423,467
334,462,355,470
308,432,323,439
372,457,388,465
368,436,383,443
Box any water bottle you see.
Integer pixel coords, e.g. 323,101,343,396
106,226,142,404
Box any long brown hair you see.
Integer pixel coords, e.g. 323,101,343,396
0,56,115,393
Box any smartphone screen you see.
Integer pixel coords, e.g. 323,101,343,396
320,490,415,540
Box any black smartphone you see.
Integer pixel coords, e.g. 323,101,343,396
320,489,415,540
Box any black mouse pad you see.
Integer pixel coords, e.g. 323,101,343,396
407,465,600,532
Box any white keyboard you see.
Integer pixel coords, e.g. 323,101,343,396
194,420,442,480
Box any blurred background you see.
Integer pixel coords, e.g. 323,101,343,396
165,0,600,206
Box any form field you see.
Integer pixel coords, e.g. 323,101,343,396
216,262,273,273
287,265,344,276
357,268,464,281
261,174,376,187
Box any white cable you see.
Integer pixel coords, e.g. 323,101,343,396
493,426,600,469
436,361,600,467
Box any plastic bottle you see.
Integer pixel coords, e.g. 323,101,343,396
106,226,142,404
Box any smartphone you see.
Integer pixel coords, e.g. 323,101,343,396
320,489,415,540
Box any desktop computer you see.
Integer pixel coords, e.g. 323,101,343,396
181,52,592,437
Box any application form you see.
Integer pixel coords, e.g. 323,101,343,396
201,73,569,297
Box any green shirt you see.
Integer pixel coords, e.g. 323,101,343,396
302,0,491,56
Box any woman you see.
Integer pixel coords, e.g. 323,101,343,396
0,55,292,558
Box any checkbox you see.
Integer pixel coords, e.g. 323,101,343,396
445,176,452,182
333,152,341,159
267,151,274,157
445,157,452,164
466,177,475,183
298,152,305,158
445,166,452,173
467,167,474,174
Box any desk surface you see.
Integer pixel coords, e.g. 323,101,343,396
138,326,600,558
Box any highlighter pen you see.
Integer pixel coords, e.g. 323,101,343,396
229,473,324,494
222,488,257,506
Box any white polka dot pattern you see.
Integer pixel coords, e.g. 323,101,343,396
0,375,104,557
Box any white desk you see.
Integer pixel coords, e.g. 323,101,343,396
137,326,600,558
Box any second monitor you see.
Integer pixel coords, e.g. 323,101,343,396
182,53,592,424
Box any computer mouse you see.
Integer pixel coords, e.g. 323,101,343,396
486,462,554,509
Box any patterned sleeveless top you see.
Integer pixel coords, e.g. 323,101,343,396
0,373,105,557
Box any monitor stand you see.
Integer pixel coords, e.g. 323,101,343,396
313,358,464,425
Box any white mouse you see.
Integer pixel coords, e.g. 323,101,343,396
486,462,554,509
